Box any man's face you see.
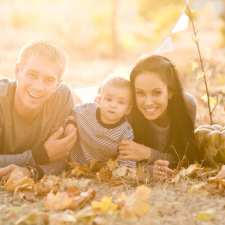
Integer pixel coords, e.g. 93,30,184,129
15,55,61,116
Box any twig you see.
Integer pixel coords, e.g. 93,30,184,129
185,2,213,124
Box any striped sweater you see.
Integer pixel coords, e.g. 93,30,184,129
70,103,135,167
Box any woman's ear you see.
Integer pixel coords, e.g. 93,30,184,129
168,89,173,99
125,104,132,116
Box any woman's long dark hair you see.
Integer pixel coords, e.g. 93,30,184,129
129,55,200,166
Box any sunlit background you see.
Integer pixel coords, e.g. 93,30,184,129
0,0,224,122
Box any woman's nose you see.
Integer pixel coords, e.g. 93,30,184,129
144,95,154,105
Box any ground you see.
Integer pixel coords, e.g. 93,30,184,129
0,175,225,225
0,2,225,224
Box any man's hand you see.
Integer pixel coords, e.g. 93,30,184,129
44,123,77,162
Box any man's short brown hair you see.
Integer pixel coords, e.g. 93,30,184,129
17,41,66,77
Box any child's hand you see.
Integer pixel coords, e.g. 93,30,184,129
118,140,151,161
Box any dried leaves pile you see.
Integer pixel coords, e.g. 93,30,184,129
1,156,225,224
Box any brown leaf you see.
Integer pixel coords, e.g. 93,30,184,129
118,185,151,219
4,167,34,193
45,189,95,211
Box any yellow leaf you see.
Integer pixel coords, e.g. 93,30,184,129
119,185,151,218
196,209,215,221
92,196,118,214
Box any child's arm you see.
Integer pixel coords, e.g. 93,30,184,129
118,124,136,168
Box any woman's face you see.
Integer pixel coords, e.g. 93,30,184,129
134,72,170,121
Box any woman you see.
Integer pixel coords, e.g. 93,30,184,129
118,55,201,180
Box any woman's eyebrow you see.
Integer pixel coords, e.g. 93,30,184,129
135,88,144,91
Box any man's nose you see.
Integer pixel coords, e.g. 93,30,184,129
32,79,46,92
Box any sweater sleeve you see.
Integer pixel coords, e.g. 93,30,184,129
119,122,136,168
31,84,74,165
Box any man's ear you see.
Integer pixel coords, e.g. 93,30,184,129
95,95,101,105
15,63,21,79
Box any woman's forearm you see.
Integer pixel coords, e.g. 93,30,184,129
148,148,176,165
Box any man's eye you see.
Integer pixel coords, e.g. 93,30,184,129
28,73,38,79
106,97,112,101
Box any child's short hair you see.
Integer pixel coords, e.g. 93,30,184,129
98,76,131,94
17,41,66,76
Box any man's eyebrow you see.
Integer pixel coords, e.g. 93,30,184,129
27,69,38,74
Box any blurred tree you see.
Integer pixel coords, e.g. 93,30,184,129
220,0,225,46
111,0,119,57
137,0,185,44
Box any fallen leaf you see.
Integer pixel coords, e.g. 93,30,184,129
119,185,151,219
15,211,48,225
196,209,216,221
92,196,118,214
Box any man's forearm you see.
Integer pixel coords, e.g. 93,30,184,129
0,150,34,167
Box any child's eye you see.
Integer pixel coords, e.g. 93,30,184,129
118,101,125,105
45,77,56,84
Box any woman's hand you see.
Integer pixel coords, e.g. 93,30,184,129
152,160,174,181
215,165,225,179
118,140,151,161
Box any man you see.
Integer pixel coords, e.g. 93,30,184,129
0,41,78,177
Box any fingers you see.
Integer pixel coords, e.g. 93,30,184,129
50,127,64,139
215,166,225,179
60,128,77,148
153,164,174,181
154,160,170,167
119,139,132,146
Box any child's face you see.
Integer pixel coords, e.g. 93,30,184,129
98,85,131,124
15,55,61,116
134,72,170,121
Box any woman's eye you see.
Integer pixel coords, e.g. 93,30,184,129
136,91,145,97
153,90,162,96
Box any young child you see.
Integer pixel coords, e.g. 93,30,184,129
70,77,135,167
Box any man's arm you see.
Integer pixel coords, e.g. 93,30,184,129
0,150,35,167
0,107,36,167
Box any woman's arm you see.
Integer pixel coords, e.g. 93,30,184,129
118,139,176,164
